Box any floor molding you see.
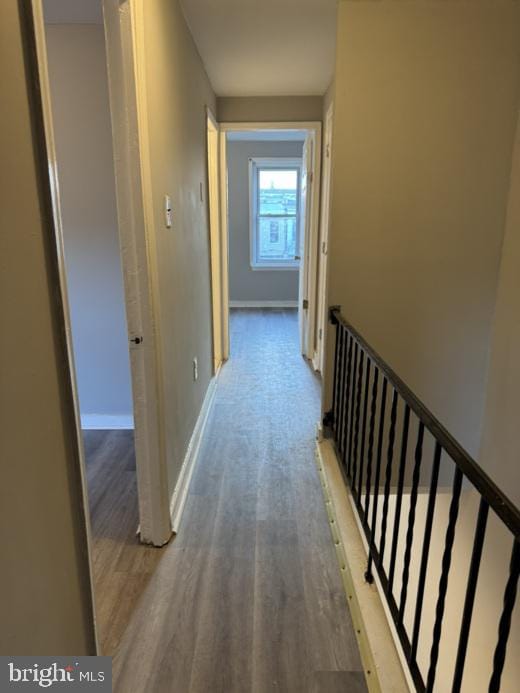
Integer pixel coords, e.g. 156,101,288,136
169,373,219,533
229,300,298,308
315,439,412,693
81,414,134,430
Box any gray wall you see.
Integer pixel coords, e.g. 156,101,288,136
217,96,323,123
45,24,133,421
228,140,303,303
142,0,217,498
0,0,95,654
325,0,520,459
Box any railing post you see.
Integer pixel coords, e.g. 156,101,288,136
324,305,341,434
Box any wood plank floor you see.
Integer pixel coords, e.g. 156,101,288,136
83,429,165,656
111,309,367,692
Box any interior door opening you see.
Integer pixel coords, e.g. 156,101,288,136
33,0,168,654
215,123,323,363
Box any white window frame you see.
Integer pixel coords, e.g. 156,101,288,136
248,157,302,270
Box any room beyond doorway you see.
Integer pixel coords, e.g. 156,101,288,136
227,134,304,311
211,122,323,365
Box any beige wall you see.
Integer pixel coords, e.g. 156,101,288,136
217,96,323,123
479,109,520,506
45,24,133,421
142,0,217,497
0,1,95,654
326,0,520,458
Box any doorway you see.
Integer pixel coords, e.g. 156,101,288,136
31,0,169,653
214,122,322,361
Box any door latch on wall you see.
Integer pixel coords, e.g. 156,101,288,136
130,336,143,345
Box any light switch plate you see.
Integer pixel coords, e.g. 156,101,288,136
165,194,172,228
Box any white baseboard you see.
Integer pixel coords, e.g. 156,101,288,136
312,351,321,373
169,372,219,533
229,300,298,308
81,414,134,430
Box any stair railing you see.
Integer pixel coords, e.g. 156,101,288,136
325,306,519,693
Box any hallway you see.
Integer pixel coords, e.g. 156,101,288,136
113,309,366,692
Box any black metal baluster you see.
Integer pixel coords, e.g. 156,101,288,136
399,421,425,621
346,342,359,479
365,377,388,582
352,350,365,494
326,308,520,693
364,368,379,520
388,404,411,594
340,335,353,466
331,320,340,433
357,359,372,505
410,442,442,662
451,498,489,693
336,329,347,459
379,389,398,564
426,467,463,693
488,538,520,693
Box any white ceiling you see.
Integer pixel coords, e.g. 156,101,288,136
43,0,337,95
43,0,103,24
180,0,338,97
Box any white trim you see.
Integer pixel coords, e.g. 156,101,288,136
229,300,298,308
170,372,219,533
207,107,224,374
31,0,100,651
248,157,302,271
220,121,322,363
81,414,134,430
316,101,334,377
219,129,230,361
302,129,322,363
103,0,171,546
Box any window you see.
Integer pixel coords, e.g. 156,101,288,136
249,158,301,269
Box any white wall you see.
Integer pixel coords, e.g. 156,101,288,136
45,23,133,424
227,139,302,303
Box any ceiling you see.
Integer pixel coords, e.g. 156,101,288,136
180,0,338,97
43,0,103,24
42,0,337,96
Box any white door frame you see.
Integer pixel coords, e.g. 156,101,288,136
219,121,322,362
316,102,334,374
31,0,172,548
206,108,225,372
29,0,99,651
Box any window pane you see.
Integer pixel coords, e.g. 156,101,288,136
259,169,297,216
258,217,297,262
